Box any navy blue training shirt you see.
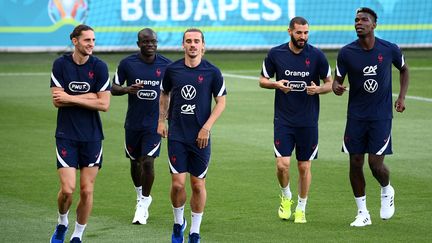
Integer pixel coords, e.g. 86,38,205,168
113,53,171,131
336,37,405,120
162,58,227,143
261,43,331,127
50,54,110,141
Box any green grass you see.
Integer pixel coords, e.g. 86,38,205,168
0,49,431,242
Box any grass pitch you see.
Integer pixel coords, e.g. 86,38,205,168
0,49,431,242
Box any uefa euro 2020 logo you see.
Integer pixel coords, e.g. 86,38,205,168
47,0,89,24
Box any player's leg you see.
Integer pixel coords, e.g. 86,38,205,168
125,130,143,201
187,142,211,242
368,119,394,220
294,160,310,224
140,156,155,196
139,132,161,197
72,166,99,242
293,126,317,223
274,124,295,220
171,173,188,243
168,140,188,243
343,119,371,227
51,139,78,243
349,154,371,226
69,141,102,242
132,155,155,225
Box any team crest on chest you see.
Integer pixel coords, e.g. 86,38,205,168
305,58,310,67
378,53,383,63
88,71,94,79
156,68,161,77
198,74,204,83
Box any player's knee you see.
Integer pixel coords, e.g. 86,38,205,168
60,183,75,195
276,161,289,172
171,181,185,193
79,188,94,200
141,156,155,173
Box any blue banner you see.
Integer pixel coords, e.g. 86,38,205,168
0,0,431,51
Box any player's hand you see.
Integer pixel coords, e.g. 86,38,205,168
196,128,210,149
332,83,346,96
394,98,406,113
127,83,144,94
157,121,168,138
306,81,319,95
278,79,291,93
52,90,72,104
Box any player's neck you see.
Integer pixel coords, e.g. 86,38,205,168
72,52,89,65
139,53,156,64
358,35,375,51
184,56,202,68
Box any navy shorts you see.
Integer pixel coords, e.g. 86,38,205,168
56,138,103,169
273,124,318,161
167,139,211,178
342,119,392,155
124,130,161,160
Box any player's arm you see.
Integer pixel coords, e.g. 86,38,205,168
395,64,409,112
111,83,143,96
259,75,291,93
157,90,170,138
51,87,97,107
51,87,110,112
196,95,226,149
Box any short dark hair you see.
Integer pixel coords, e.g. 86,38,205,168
356,7,378,23
289,16,308,30
183,28,205,43
137,28,156,41
70,24,94,40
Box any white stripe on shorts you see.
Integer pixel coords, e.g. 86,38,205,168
376,133,391,155
342,140,349,154
147,142,161,156
88,146,103,167
124,141,136,160
168,159,179,174
309,145,319,161
273,145,282,157
56,147,69,168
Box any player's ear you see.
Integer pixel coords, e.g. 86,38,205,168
71,37,78,45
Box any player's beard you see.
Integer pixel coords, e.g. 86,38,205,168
291,35,307,49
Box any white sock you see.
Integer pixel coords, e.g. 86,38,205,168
190,211,203,234
173,205,185,225
296,196,307,212
70,221,86,240
381,182,392,194
354,196,368,214
58,211,69,226
135,186,142,200
280,184,292,199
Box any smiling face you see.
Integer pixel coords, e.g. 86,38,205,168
72,30,95,56
355,12,376,38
